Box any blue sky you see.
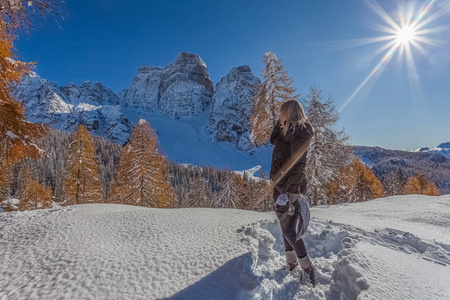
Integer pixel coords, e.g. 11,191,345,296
15,0,450,150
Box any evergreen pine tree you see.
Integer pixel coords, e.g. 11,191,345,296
384,170,406,196
63,125,103,205
215,171,241,208
250,51,298,146
185,177,210,208
240,172,254,210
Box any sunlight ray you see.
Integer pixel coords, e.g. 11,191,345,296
414,26,449,35
340,43,399,112
411,0,436,28
370,23,400,35
410,39,428,57
365,0,402,32
414,36,446,47
366,39,398,61
318,36,397,52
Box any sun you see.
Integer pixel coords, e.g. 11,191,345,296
339,0,447,112
396,26,416,44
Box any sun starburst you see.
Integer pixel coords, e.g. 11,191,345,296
339,0,448,112
396,26,416,44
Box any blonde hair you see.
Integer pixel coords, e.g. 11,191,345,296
280,100,308,136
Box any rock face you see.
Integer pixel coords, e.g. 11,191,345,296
61,81,120,106
207,65,261,150
121,52,213,119
11,73,131,144
121,66,162,111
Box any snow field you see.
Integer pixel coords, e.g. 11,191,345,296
0,205,271,299
1,195,450,299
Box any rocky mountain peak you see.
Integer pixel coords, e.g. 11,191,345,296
122,52,214,119
11,73,130,144
208,65,261,151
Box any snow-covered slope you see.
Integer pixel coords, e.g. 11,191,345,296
416,142,450,158
1,195,449,299
122,110,272,172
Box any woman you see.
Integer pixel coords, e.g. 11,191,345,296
269,100,315,285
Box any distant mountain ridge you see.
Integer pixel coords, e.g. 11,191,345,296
416,142,450,159
354,145,450,195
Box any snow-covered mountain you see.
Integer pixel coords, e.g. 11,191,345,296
1,195,449,299
12,52,264,165
208,65,261,151
121,52,214,119
11,73,131,144
416,142,450,158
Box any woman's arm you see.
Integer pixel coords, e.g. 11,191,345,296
270,119,282,145
285,124,314,194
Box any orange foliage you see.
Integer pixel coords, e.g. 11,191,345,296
0,31,46,162
63,125,103,205
405,173,440,196
328,157,385,203
0,30,46,202
112,120,175,208
250,52,297,146
1,0,58,204
18,167,52,211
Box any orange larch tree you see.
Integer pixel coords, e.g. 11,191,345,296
63,125,103,205
405,173,440,196
18,167,52,211
328,157,384,203
112,119,175,208
0,32,47,202
250,51,298,146
0,0,60,202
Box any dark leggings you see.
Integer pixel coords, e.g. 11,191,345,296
273,189,308,258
